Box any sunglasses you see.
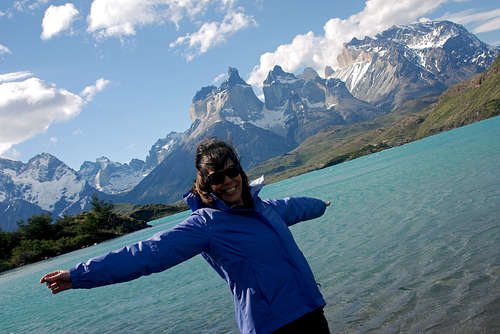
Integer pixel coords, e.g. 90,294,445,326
206,165,241,185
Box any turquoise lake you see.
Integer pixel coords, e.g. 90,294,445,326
1,116,499,333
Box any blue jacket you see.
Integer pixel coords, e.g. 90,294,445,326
70,178,327,333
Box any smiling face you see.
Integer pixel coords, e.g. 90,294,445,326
208,160,243,206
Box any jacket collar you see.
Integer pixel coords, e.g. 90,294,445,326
183,175,264,212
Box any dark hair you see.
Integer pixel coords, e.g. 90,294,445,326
191,138,252,207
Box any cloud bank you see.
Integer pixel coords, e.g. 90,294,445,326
41,3,79,40
0,73,109,155
87,0,256,57
247,0,455,87
87,0,221,38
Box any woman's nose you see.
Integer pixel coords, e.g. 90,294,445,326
222,175,232,184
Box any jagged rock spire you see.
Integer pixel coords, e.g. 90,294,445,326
219,67,248,90
264,65,297,85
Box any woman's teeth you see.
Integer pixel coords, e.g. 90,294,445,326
224,186,237,194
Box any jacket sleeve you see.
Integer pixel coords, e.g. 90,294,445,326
69,215,210,289
263,197,328,227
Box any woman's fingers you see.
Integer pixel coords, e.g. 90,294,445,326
47,281,72,294
40,270,70,283
40,272,55,283
40,271,62,283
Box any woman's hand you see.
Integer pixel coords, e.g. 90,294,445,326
40,270,72,294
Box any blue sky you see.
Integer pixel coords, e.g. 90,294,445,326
1,0,499,170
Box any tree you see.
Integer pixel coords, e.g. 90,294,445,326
17,214,54,240
0,229,20,261
89,195,117,230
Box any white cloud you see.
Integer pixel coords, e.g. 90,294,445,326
0,73,85,155
474,16,500,34
13,0,27,12
0,71,33,83
170,9,257,61
87,0,217,39
80,78,110,102
0,44,12,56
438,8,500,26
0,148,21,161
248,0,452,87
212,72,226,84
13,0,49,12
49,136,58,144
41,3,79,40
28,0,49,10
72,129,83,135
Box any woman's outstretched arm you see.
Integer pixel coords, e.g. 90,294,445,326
263,197,332,227
40,215,210,292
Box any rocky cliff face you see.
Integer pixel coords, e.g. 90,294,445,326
144,132,184,170
188,67,264,139
332,21,497,110
261,65,383,142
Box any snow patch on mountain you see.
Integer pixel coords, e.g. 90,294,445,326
335,61,371,91
16,172,84,212
251,105,287,129
404,27,457,49
265,76,300,85
225,115,245,125
303,98,325,109
94,169,103,191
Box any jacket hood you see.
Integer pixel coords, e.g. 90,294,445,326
183,175,265,212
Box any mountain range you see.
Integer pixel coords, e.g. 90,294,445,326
1,21,498,231
250,52,500,184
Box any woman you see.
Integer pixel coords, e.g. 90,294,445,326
41,138,331,333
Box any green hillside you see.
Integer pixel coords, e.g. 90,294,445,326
249,55,500,184
417,55,500,138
